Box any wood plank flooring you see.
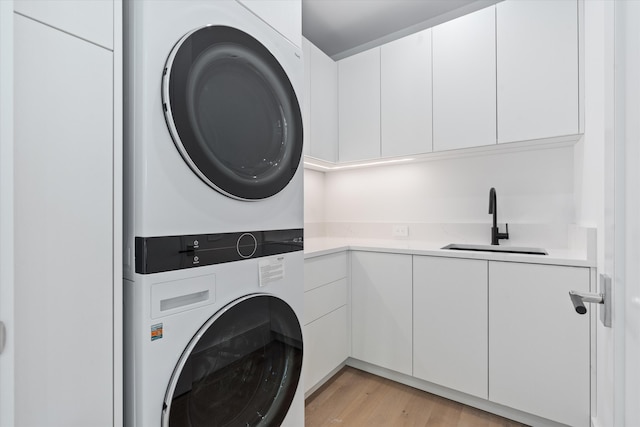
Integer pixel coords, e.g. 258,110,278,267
305,367,528,427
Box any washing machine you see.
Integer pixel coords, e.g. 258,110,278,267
124,249,304,427
123,0,304,279
123,1,305,425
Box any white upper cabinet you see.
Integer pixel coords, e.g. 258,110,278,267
497,0,579,143
338,47,381,162
236,0,301,47
303,38,339,162
432,6,496,151
381,29,433,157
14,0,113,49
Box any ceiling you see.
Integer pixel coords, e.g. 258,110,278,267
302,0,501,60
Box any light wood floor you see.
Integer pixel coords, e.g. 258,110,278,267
305,367,528,427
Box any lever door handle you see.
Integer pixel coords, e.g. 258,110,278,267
568,274,612,327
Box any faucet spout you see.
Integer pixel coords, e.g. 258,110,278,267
488,187,509,245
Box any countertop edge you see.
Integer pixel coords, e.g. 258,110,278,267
304,239,595,268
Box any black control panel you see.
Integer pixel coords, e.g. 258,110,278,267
135,229,303,274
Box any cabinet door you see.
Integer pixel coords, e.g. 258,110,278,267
433,6,496,151
304,252,347,292
14,15,113,427
489,262,590,427
308,39,338,162
413,257,488,399
303,306,349,394
351,252,412,375
14,0,113,49
497,0,579,143
381,29,432,157
338,48,381,162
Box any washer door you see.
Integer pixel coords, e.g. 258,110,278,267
162,294,303,427
162,25,303,200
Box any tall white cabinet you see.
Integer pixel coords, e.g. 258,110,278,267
13,2,121,426
496,0,579,143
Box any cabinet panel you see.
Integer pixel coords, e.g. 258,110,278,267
304,278,347,325
338,48,381,162
14,0,113,49
381,29,432,157
497,0,579,143
351,251,412,375
308,39,338,162
303,306,349,393
14,15,113,426
413,257,488,399
304,252,347,292
489,262,590,427
302,37,311,156
433,6,496,151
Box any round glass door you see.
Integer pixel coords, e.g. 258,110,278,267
162,294,303,427
162,26,303,200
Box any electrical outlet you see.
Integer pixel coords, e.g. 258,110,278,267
392,225,409,237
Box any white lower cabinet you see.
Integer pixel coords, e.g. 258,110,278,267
303,306,349,394
312,249,592,425
489,261,591,427
351,251,412,375
413,256,488,399
303,253,349,393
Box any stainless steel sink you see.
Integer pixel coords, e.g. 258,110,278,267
441,243,548,255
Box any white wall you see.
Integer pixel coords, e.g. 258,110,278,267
0,1,14,426
317,145,574,224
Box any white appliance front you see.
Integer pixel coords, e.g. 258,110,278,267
124,251,305,427
123,0,304,279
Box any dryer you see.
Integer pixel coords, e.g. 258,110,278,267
123,0,304,279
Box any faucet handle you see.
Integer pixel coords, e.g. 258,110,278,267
498,223,509,240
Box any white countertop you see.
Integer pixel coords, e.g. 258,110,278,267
304,237,595,267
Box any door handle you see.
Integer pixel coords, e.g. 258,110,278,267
569,274,612,327
0,321,5,354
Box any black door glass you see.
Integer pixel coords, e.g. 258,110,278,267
164,26,303,200
163,295,303,427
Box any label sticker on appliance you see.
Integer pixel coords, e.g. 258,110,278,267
151,323,163,341
259,256,285,287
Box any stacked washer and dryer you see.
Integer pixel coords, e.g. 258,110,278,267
123,1,305,426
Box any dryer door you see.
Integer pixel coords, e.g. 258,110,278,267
162,294,303,427
163,26,303,200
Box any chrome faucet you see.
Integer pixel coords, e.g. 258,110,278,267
489,187,509,245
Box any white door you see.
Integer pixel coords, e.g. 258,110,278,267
0,2,13,426
615,2,640,425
